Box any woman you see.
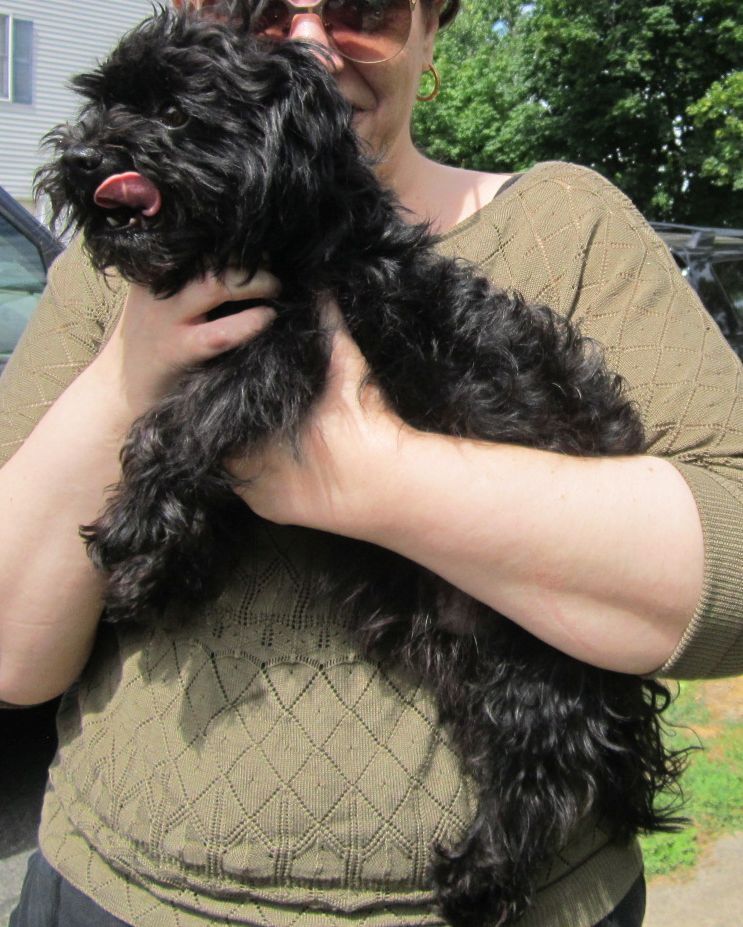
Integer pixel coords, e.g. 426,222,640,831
2,1,741,925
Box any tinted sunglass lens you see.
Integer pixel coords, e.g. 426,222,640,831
250,1,413,64
252,0,294,37
324,0,412,63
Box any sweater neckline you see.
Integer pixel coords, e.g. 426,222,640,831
437,161,555,243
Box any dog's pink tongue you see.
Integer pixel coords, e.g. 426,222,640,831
93,172,162,216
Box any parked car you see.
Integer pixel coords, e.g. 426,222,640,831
652,222,743,360
0,185,63,373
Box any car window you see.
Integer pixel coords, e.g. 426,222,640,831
0,213,47,357
714,260,743,324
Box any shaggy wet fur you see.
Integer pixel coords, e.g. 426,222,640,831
36,8,687,924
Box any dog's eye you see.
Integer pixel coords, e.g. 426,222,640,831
158,105,189,129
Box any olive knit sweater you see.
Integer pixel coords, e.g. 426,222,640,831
1,162,741,927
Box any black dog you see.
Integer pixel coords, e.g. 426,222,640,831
36,7,687,925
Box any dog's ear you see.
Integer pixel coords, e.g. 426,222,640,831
70,70,106,103
195,36,382,267
255,42,364,186
269,42,356,151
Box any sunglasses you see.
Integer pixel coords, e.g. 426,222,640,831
184,0,417,64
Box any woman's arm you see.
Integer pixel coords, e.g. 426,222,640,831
0,247,278,705
234,317,705,675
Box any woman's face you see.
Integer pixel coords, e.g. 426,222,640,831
176,1,441,173
283,2,440,163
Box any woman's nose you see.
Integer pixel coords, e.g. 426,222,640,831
287,13,344,72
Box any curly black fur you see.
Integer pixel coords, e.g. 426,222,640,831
36,7,689,924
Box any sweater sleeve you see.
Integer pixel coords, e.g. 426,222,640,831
0,236,126,468
481,163,743,680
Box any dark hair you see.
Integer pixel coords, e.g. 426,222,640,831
425,0,460,29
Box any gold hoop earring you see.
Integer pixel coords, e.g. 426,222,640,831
416,64,441,103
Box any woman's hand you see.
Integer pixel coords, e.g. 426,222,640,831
93,268,280,420
232,301,408,537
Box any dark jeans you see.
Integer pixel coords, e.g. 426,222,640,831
9,853,130,927
594,873,646,926
11,851,645,926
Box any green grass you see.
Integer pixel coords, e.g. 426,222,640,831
639,680,743,878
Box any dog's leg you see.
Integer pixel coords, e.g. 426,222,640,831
82,394,241,621
423,612,686,927
84,318,329,621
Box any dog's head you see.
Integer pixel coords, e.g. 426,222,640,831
36,6,361,295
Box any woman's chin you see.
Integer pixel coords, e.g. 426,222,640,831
350,110,379,153
351,107,374,130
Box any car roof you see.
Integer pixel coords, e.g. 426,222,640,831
652,222,743,265
0,185,63,272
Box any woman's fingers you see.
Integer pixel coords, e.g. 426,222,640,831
232,298,406,534
137,267,280,323
125,267,281,357
100,267,281,415
221,267,282,304
190,267,280,357
195,305,277,357
319,300,370,394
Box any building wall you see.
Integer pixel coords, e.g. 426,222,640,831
0,0,153,212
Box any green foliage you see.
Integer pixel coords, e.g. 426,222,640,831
641,825,699,876
688,72,743,190
689,735,743,829
521,0,743,223
415,0,743,225
663,680,711,727
413,1,543,171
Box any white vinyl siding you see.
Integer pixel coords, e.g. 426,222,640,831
0,0,153,209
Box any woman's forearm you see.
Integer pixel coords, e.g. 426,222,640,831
0,360,132,704
351,431,705,675
235,320,705,675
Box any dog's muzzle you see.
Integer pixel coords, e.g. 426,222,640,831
61,144,162,230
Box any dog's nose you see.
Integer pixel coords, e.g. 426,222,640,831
62,145,104,173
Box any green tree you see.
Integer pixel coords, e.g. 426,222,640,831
413,1,543,172
688,71,743,191
521,0,743,223
415,1,743,225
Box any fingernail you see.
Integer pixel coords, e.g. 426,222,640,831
223,267,252,289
